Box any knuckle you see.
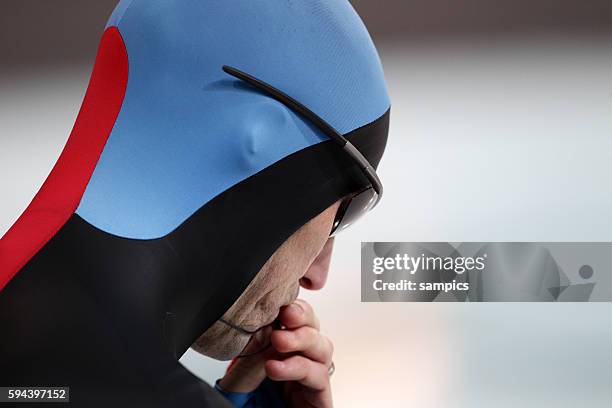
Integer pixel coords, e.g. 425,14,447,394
324,336,334,357
302,325,319,340
292,327,317,350
295,299,313,315
291,355,311,374
313,362,330,385
301,327,320,350
316,335,333,365
274,331,296,352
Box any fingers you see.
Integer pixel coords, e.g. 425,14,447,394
268,300,335,407
271,326,333,366
265,355,330,391
278,299,320,330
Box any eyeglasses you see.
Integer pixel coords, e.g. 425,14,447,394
222,65,383,236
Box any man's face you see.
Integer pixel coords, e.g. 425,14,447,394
192,200,341,360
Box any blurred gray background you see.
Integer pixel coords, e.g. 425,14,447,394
1,1,612,407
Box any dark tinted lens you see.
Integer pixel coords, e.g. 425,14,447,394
330,188,378,236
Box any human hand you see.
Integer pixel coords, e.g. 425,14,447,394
218,299,334,407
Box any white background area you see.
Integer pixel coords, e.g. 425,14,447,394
2,34,612,407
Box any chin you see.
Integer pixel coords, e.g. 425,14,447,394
192,330,251,361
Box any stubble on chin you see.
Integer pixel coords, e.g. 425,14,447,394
192,320,252,361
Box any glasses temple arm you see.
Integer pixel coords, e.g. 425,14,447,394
223,65,382,198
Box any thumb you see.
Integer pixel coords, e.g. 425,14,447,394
219,324,278,392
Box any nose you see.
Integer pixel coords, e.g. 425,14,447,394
300,237,335,291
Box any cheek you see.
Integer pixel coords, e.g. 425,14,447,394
270,253,308,290
243,228,328,320
259,291,282,312
255,279,300,316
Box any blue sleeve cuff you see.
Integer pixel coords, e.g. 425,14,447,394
214,379,256,408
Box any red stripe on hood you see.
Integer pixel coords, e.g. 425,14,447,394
0,27,129,291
